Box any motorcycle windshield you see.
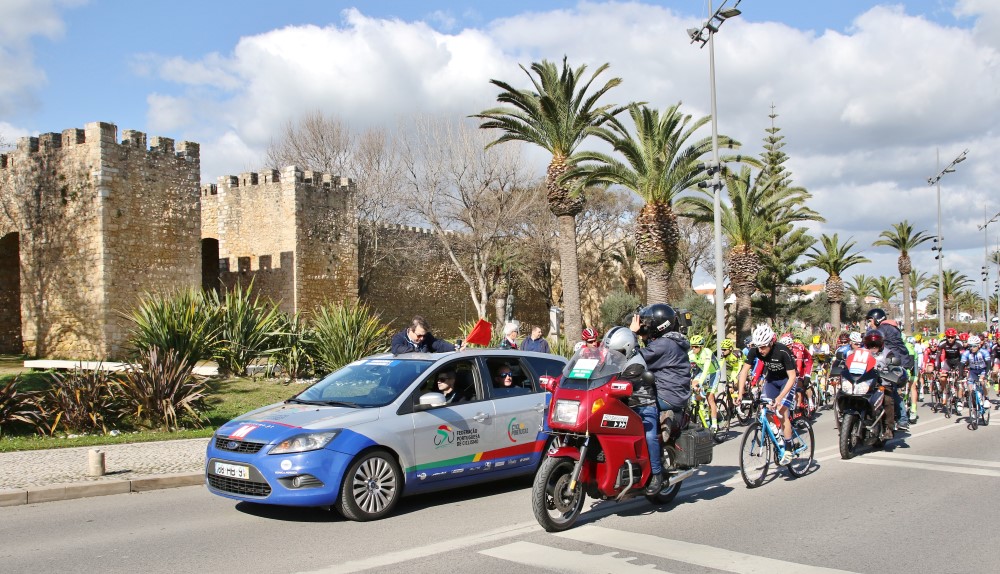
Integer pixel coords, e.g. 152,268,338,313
560,345,628,391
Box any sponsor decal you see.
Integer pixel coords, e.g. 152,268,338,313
451,468,464,474
507,418,530,442
229,424,258,439
484,462,492,469
280,459,292,471
366,359,393,366
610,382,629,391
434,425,455,448
600,414,629,429
495,461,506,468
848,350,876,375
455,427,480,447
518,457,530,463
417,473,427,480
431,471,447,477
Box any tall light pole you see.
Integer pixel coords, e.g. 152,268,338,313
927,148,968,333
980,208,1000,323
688,0,741,382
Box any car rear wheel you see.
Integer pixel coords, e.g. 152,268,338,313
336,449,402,521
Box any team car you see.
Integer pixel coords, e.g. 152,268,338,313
205,349,566,521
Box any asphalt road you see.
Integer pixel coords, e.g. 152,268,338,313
3,404,998,574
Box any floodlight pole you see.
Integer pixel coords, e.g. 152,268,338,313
927,148,969,333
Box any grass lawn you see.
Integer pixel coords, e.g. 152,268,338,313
0,364,306,452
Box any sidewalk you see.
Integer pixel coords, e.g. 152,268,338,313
0,438,208,507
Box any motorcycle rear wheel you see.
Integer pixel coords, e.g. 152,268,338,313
738,422,770,488
532,457,586,532
839,413,860,460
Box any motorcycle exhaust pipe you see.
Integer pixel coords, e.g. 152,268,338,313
667,468,696,486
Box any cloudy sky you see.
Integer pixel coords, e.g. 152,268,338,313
2,0,999,302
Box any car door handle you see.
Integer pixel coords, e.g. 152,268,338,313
473,412,490,423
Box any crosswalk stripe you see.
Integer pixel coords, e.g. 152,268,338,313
846,458,1000,477
480,541,677,573
555,525,858,574
865,452,1000,468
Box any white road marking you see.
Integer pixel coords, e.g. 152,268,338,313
555,525,858,573
845,458,1000,477
480,540,675,573
865,452,1000,468
295,521,541,574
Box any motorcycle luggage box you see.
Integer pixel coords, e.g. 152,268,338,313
676,427,713,468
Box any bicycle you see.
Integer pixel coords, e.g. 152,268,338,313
690,386,730,444
735,381,761,426
738,398,815,488
966,373,991,430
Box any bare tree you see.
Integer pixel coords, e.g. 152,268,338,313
671,217,715,299
265,111,353,175
400,116,535,319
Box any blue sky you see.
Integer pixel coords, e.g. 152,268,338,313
2,0,999,301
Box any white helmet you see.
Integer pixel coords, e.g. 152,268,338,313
603,326,638,358
849,332,863,344
968,335,982,347
751,324,775,347
778,335,794,346
907,336,916,344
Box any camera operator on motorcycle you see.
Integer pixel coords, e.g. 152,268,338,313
860,330,903,440
603,326,665,495
866,308,911,430
629,304,692,466
737,324,798,465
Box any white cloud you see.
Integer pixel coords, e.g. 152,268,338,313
0,0,83,115
142,2,1000,284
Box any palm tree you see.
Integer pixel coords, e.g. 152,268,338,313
908,269,929,324
683,166,821,342
930,269,973,321
847,274,877,305
475,57,626,345
566,103,736,302
873,220,932,334
872,276,900,315
806,234,871,333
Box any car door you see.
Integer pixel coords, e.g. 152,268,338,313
481,355,551,473
408,358,495,486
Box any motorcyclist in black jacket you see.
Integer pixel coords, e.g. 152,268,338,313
629,303,692,446
867,308,910,429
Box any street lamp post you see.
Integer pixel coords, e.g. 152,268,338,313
980,209,1000,323
688,0,741,383
927,148,968,333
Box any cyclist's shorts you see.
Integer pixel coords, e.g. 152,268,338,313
762,378,796,411
923,363,936,373
967,369,987,387
941,361,961,372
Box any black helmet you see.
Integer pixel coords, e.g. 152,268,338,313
863,330,884,351
866,308,887,326
637,304,677,338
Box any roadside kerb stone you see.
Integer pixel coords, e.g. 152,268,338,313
130,472,204,492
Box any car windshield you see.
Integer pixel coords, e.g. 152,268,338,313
292,358,434,407
559,344,628,391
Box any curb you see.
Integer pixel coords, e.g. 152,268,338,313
0,472,204,507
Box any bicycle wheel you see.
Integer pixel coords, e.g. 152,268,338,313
970,391,980,430
787,418,815,477
983,398,992,425
739,422,770,488
714,394,732,442
735,393,754,426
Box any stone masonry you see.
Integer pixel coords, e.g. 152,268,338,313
0,122,201,358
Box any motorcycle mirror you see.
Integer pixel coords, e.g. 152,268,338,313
539,375,558,392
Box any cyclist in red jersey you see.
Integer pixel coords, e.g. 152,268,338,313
783,335,815,412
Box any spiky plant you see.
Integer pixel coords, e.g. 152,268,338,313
847,274,877,305
265,312,316,382
0,377,44,436
909,270,929,322
310,301,390,376
118,348,205,431
210,282,283,376
872,276,901,312
126,288,220,370
806,234,871,333
38,366,120,436
475,56,626,347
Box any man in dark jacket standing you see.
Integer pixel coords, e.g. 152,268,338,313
391,316,461,354
867,308,910,429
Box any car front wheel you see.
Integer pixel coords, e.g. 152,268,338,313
336,449,402,521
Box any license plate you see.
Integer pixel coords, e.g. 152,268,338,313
214,461,250,480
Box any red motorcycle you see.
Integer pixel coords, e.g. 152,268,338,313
532,342,713,532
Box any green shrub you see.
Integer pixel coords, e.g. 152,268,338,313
37,367,120,436
127,288,220,369
0,377,44,436
600,290,641,331
266,312,315,381
311,301,390,375
211,283,282,376
118,349,206,431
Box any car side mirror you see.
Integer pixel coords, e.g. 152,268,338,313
415,392,448,411
539,375,559,392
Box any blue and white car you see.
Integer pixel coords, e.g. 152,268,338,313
205,349,565,520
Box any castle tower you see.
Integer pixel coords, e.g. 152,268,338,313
0,122,202,358
200,167,358,316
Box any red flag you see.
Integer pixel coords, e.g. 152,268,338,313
465,319,492,346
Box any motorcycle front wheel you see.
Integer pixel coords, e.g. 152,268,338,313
839,413,860,460
532,457,586,532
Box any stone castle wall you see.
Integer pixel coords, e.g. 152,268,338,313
0,122,201,358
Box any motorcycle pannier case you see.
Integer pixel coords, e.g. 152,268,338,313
676,427,713,468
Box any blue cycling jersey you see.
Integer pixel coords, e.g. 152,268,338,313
961,348,990,371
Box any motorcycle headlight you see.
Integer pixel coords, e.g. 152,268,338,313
268,431,340,454
553,400,580,424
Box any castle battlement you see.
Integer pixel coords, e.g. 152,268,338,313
210,167,354,190
0,122,199,170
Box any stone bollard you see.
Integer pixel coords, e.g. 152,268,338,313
88,449,106,477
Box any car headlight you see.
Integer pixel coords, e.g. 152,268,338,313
268,431,340,454
553,400,580,424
